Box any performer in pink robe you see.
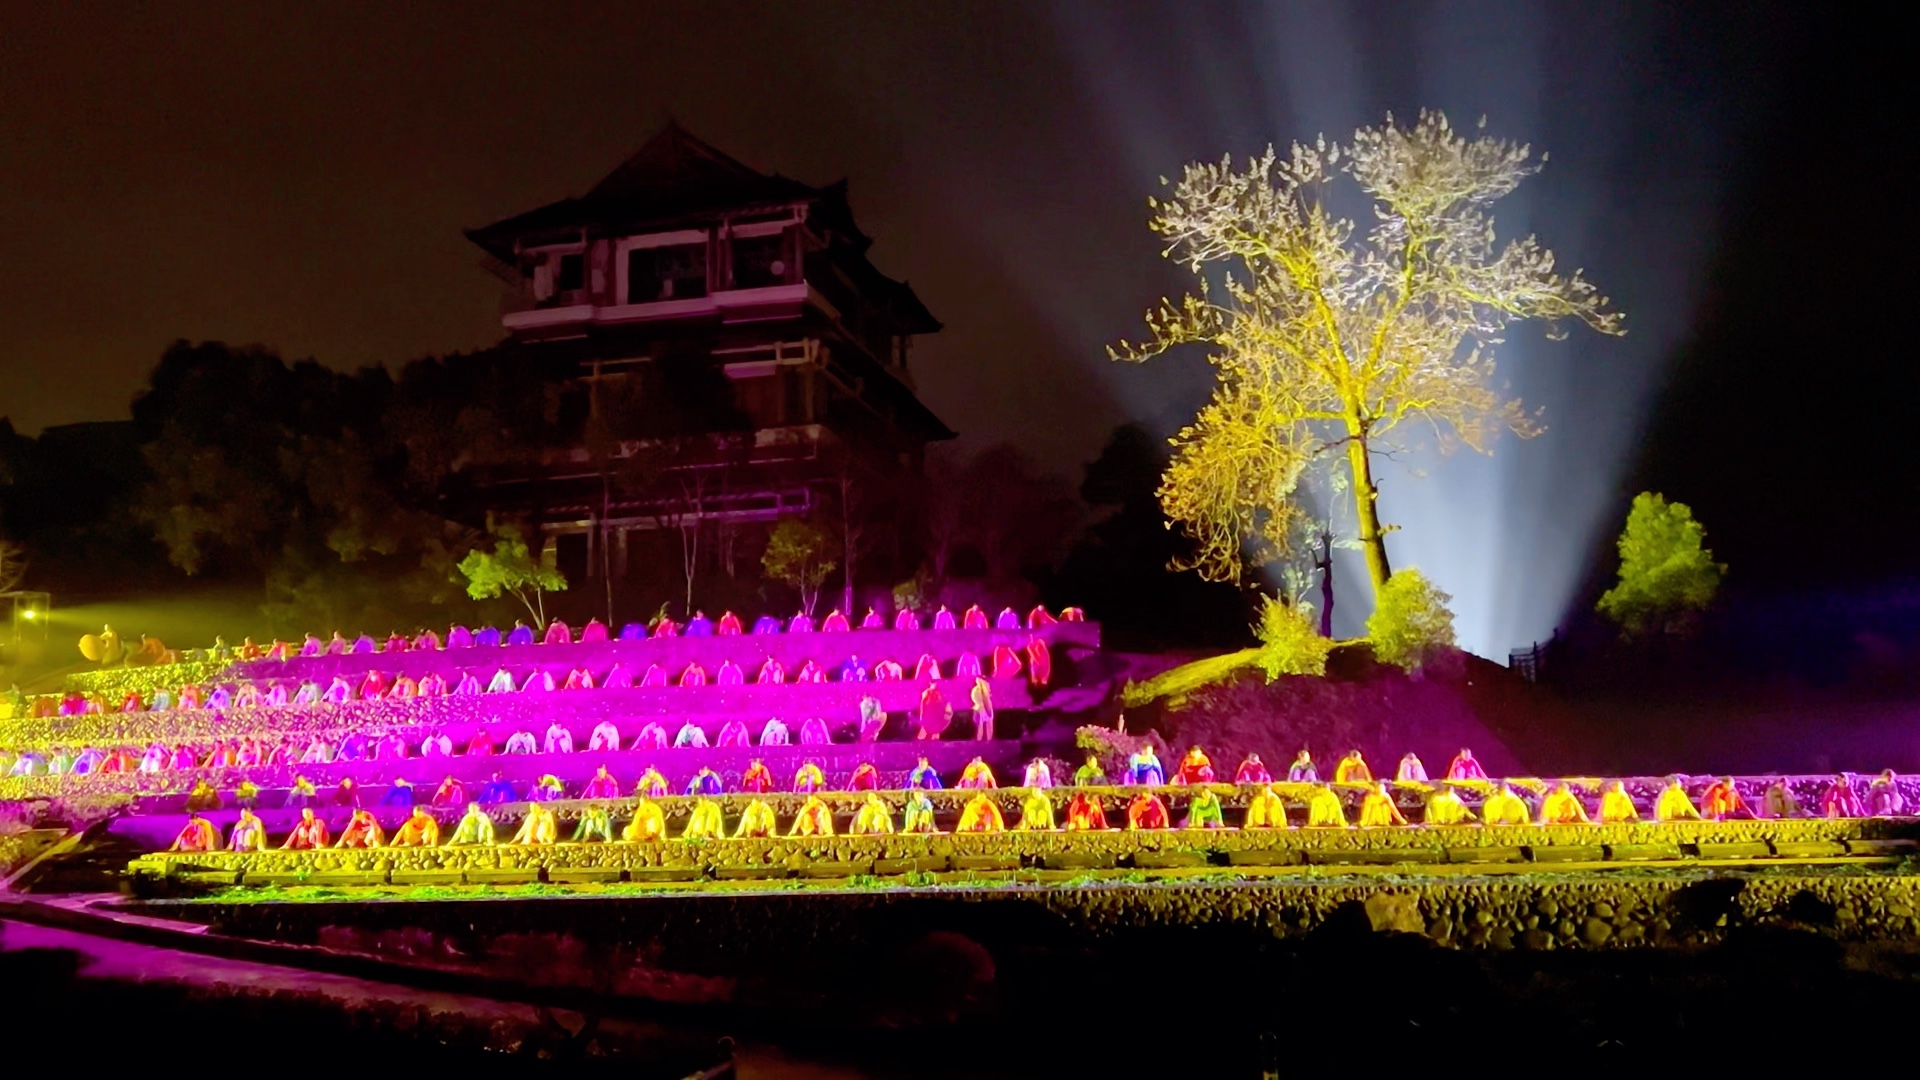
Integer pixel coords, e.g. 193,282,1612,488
996,607,1020,629
1234,754,1272,785
822,610,850,632
582,766,621,800
602,663,633,688
632,722,668,751
642,664,668,687
323,677,353,705
580,619,609,643
789,611,814,633
1446,749,1488,781
384,632,410,653
415,628,442,651
521,670,555,693
800,716,833,745
543,620,572,645
563,667,595,690
757,658,786,684
954,651,983,681
861,608,885,629
716,719,751,748
992,644,1023,680
589,721,621,751
1026,637,1052,686
417,672,448,697
452,672,481,696
652,617,679,638
874,658,904,680
1027,605,1055,628
1061,607,1085,622
962,605,988,629
795,659,826,684
933,606,956,630
895,609,921,631
914,654,942,681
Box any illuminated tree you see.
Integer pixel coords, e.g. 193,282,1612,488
1253,594,1332,678
457,519,567,630
1597,492,1724,638
1113,110,1624,595
1366,568,1456,671
761,518,837,616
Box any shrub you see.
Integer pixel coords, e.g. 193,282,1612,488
1253,595,1331,678
1366,569,1456,672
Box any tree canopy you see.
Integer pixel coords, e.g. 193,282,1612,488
1113,110,1623,597
1597,492,1725,638
1366,568,1456,671
456,519,567,629
761,518,837,616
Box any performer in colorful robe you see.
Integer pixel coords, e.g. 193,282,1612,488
622,800,666,842
511,805,557,845
588,720,622,752
687,611,714,636
226,809,267,852
1126,791,1171,830
1481,784,1532,826
642,664,669,687
1599,780,1640,823
712,718,749,749
1183,787,1227,829
913,654,942,681
1396,754,1429,783
543,722,574,755
756,658,786,685
394,807,441,847
1423,785,1475,826
800,716,833,745
602,663,633,689
1126,747,1165,786
1869,771,1906,816
679,663,708,687
674,721,709,749
572,806,614,843
431,776,467,808
337,810,384,849
1066,791,1108,830
1026,637,1052,687
1538,782,1591,825
852,793,895,834
684,799,727,840
822,609,851,633
849,762,881,790
788,612,814,633
1175,746,1215,785
562,668,595,691
909,757,942,789
1022,759,1054,789
873,659,904,681
793,761,827,793
716,660,745,686
530,775,566,802
990,644,1022,680
446,624,474,648
759,717,790,746
752,614,782,635
283,808,329,849
791,795,835,837
958,757,998,789
185,779,223,812
478,774,518,804
958,792,1006,832
1701,777,1751,821
894,608,921,630
861,607,885,629
1015,789,1055,831
902,790,940,834
1332,750,1372,784
1234,754,1273,786
1287,751,1318,783
685,768,724,797
632,722,669,751
1357,783,1407,827
960,678,993,741
1446,749,1488,781
507,621,535,646
473,625,501,647
446,803,494,845
417,672,448,697
633,767,669,798
1066,755,1105,788
954,651,983,682
582,766,621,800
929,606,955,631
580,618,609,643
419,730,452,757
859,696,888,742
917,682,953,739
1821,774,1865,818
1305,785,1349,828
452,671,482,696
1656,777,1703,822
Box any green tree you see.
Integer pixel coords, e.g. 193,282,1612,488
761,518,837,616
1366,568,1456,671
1597,492,1724,638
457,520,567,630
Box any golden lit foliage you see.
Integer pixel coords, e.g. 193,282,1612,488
1365,568,1456,671
1597,492,1725,638
1114,111,1623,592
1253,595,1332,678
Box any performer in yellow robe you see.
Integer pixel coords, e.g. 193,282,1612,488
622,799,667,841
1244,785,1289,829
684,798,726,840
957,792,1005,832
393,806,441,847
1017,789,1055,830
1333,750,1372,784
1305,784,1348,827
902,790,940,834
1422,785,1475,826
734,799,778,838
851,793,895,835
1655,777,1701,822
1538,782,1591,825
1481,784,1532,826
511,805,557,845
790,795,835,837
450,803,495,845
1356,782,1406,827
1599,780,1640,824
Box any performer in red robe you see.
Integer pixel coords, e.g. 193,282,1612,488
917,683,953,739
849,762,881,790
170,816,220,852
1174,746,1215,785
1234,754,1272,785
1701,777,1751,820
1126,792,1171,830
1026,637,1052,686
822,609,850,632
1027,605,1055,628
1066,792,1108,830
914,654,942,680
740,759,774,793
283,808,329,849
336,810,383,848
991,644,1023,680
718,611,743,635
962,605,989,630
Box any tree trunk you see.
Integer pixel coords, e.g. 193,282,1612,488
840,473,856,615
1342,425,1392,598
1316,530,1335,638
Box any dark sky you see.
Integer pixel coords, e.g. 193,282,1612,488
3,3,1908,653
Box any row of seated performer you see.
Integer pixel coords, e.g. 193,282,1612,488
226,604,1085,663
172,758,1913,854
50,645,1047,717
164,746,1911,825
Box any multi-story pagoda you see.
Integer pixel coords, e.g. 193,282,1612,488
462,124,953,603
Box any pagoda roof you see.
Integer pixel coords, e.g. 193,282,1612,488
469,123,844,258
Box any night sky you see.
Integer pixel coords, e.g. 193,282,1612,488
3,4,1910,653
